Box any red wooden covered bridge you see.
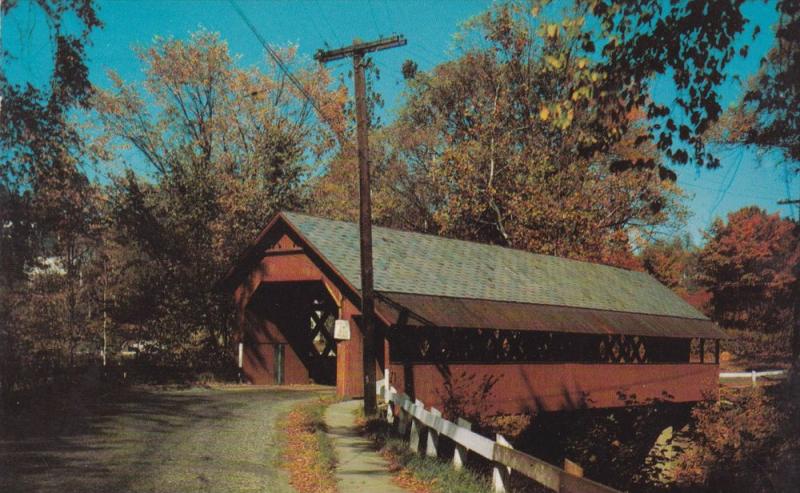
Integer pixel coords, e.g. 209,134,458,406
218,212,727,414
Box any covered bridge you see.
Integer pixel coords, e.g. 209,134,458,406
218,212,727,414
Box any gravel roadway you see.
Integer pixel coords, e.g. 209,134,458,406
1,385,329,493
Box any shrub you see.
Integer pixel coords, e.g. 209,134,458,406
721,329,793,369
675,380,800,492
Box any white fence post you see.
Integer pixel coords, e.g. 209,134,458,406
493,434,513,493
384,369,394,424
453,417,472,470
426,407,441,458
379,387,620,492
409,399,424,454
397,401,409,435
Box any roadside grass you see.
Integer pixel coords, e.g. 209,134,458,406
381,436,492,493
355,408,493,493
280,397,339,493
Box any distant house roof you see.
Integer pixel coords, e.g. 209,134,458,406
222,211,727,339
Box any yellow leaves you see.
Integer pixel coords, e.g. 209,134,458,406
540,103,575,130
545,55,562,69
531,6,540,17
546,24,558,38
577,58,588,69
571,86,592,101
539,106,550,121
554,104,574,130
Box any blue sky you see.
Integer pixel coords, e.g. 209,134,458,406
3,0,797,240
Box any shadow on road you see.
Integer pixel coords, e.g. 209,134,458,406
1,383,317,493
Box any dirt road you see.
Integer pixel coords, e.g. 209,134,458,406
1,385,329,493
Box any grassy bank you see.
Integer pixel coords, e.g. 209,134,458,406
279,397,338,493
357,410,496,493
380,436,492,493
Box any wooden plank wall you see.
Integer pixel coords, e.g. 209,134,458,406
390,362,719,414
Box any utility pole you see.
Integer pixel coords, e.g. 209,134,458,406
315,35,406,416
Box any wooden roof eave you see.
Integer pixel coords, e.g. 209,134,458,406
376,291,731,340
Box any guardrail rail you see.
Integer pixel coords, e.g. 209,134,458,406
376,370,620,493
719,369,788,385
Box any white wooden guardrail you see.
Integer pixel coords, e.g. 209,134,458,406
376,370,620,493
719,369,788,386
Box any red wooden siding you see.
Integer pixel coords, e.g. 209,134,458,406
243,310,304,384
225,216,721,413
389,362,718,415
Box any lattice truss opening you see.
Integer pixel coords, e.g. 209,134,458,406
309,298,336,359
390,327,711,364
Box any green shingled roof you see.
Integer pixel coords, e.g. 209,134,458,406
282,212,708,320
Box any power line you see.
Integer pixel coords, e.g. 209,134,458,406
707,148,745,220
302,1,336,49
689,170,792,195
228,0,339,137
681,182,784,203
315,0,342,46
380,0,395,26
390,3,447,68
781,166,798,219
366,0,386,37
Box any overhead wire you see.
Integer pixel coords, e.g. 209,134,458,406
228,0,343,142
362,0,395,79
707,147,745,220
690,175,789,196
382,0,437,68
781,165,798,219
302,0,336,49
301,1,351,98
681,172,794,198
681,182,785,203
315,0,343,46
389,1,445,69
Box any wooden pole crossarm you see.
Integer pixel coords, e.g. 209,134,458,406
314,35,407,63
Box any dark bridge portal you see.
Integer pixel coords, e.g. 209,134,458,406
245,281,338,386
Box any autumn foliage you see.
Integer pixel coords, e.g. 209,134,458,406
675,381,800,492
697,207,799,334
311,1,685,268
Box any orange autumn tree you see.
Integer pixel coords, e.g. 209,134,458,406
640,236,712,314
91,30,346,363
698,206,799,334
640,235,699,293
314,1,685,266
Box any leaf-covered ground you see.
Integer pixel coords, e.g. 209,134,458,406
280,397,339,493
